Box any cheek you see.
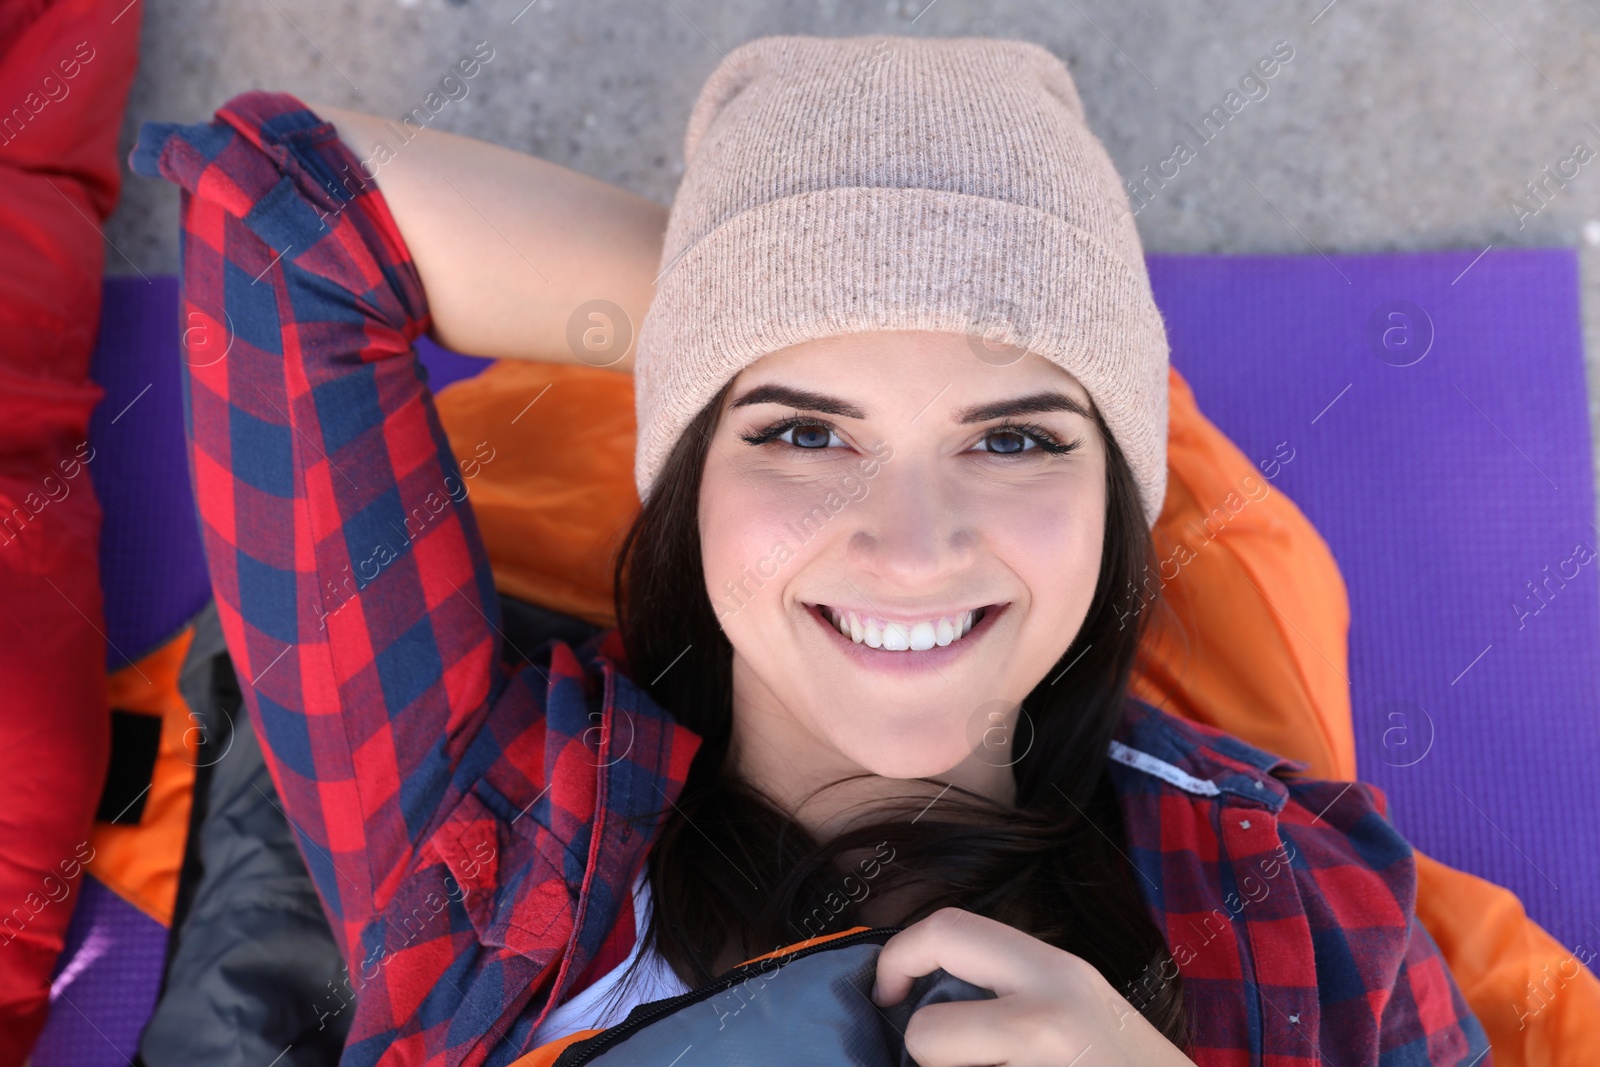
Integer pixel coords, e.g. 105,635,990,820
977,474,1105,622
698,461,806,620
1020,500,1101,576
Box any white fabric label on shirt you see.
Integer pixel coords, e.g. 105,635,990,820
1107,739,1222,796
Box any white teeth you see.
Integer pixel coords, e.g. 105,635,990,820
822,606,983,652
882,621,910,651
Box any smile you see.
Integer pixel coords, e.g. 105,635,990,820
815,604,994,652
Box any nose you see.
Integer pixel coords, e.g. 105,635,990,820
845,455,977,590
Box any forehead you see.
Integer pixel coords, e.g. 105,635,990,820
731,330,1094,408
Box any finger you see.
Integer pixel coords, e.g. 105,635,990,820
899,997,1084,1067
873,907,1049,1005
900,999,1008,1067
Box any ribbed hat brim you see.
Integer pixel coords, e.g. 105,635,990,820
634,184,1170,526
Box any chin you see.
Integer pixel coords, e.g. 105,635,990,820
831,722,974,782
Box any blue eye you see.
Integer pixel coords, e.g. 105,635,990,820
781,422,841,449
740,417,847,450
970,420,1081,457
979,429,1034,454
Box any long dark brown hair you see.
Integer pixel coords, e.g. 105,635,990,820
609,376,1188,1045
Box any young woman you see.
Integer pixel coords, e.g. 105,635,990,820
131,34,1489,1067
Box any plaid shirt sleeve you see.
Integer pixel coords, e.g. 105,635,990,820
1112,702,1491,1065
1279,776,1492,1066
129,92,698,1066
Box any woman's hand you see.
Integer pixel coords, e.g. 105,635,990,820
873,908,1195,1067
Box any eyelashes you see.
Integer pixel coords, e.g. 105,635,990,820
738,414,1083,456
738,415,845,450
980,419,1085,456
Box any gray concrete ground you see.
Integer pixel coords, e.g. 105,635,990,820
107,0,1600,488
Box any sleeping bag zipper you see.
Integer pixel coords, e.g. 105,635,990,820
551,926,901,1066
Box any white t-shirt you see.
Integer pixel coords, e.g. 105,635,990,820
530,868,693,1046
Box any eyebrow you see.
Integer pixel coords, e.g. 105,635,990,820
953,392,1094,425
729,383,1094,424
730,384,866,419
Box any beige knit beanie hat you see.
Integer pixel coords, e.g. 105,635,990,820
633,34,1170,527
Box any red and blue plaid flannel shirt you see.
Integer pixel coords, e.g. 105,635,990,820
129,91,1490,1066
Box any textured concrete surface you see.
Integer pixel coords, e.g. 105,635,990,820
106,0,1600,503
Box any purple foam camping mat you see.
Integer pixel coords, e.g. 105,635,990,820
30,875,168,1066
87,276,213,671
1149,246,1600,949
89,253,1599,955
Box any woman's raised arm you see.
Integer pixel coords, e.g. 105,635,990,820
132,92,701,1060
306,100,666,373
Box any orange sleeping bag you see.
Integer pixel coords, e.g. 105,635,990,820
429,357,1600,1065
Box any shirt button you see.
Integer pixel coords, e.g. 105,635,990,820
1239,819,1252,829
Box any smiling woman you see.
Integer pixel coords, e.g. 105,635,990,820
130,30,1491,1067
616,328,1181,1009
705,335,1110,802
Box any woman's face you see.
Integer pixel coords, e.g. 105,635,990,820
698,330,1108,814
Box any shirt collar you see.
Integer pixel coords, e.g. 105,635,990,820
1112,698,1307,813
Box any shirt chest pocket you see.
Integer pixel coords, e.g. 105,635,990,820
426,785,580,965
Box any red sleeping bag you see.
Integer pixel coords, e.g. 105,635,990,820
0,0,140,1062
